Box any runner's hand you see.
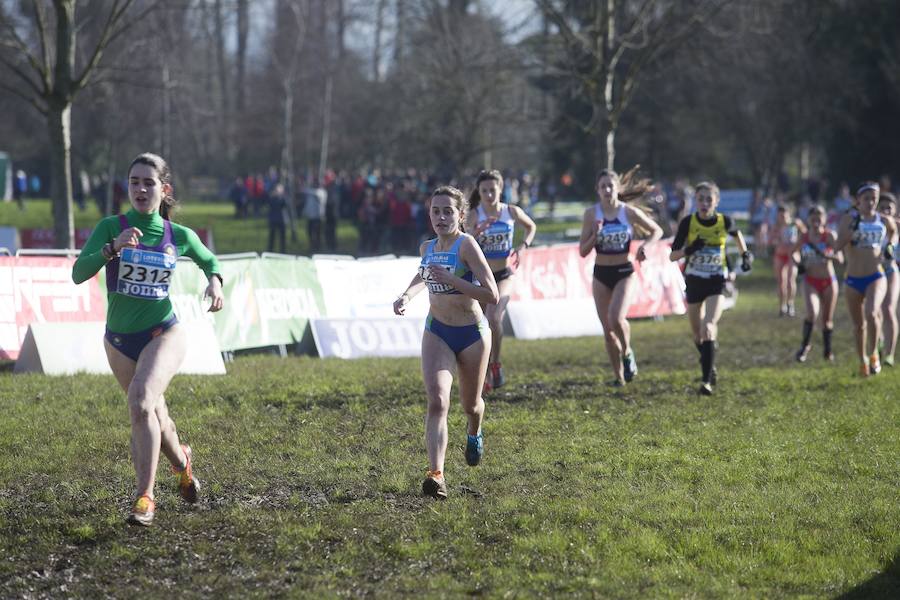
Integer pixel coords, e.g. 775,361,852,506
114,227,143,252
204,276,224,312
393,294,409,316
741,250,754,272
428,265,456,287
684,237,705,256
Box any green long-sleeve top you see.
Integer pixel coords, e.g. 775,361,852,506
72,209,221,333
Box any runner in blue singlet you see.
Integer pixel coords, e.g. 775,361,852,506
834,182,898,376
394,186,498,499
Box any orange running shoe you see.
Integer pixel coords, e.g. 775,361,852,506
172,444,200,503
127,495,155,526
422,470,448,499
858,363,870,378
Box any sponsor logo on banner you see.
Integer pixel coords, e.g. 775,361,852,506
0,256,106,360
311,317,424,359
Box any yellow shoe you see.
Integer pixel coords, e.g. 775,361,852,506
127,495,155,526
869,354,882,375
172,444,200,503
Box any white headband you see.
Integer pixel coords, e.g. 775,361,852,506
856,183,880,195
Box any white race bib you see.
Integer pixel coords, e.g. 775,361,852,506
117,248,176,300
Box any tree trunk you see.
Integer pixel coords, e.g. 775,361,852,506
50,0,76,248
318,74,333,182
605,121,616,171
236,0,249,114
214,0,233,161
281,81,299,242
337,0,346,61
48,103,74,248
373,0,386,82
394,0,405,67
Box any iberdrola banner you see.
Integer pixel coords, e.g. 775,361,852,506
170,257,326,351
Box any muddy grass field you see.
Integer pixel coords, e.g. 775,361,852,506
1,267,897,598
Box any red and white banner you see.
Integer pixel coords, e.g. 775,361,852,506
0,256,106,360
509,240,686,318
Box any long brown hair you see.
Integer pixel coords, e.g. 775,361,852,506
597,165,654,204
129,153,178,220
467,169,504,211
431,185,467,233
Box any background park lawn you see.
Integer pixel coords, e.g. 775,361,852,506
0,255,897,597
0,198,580,256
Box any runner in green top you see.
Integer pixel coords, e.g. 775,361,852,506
72,152,224,526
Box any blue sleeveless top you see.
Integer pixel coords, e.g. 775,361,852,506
476,204,516,259
419,235,475,295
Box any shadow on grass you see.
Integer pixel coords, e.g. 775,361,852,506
834,551,900,599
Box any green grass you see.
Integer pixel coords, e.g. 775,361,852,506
1,263,898,597
0,199,365,256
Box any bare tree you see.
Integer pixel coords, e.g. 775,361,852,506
0,0,163,248
535,0,732,170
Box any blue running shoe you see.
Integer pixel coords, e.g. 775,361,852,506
465,432,484,466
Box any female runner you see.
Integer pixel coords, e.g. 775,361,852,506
792,205,842,362
771,204,805,316
876,192,899,366
833,182,897,376
72,153,224,525
578,168,663,386
394,186,498,499
466,169,537,392
669,182,752,395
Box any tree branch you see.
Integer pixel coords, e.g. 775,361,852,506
74,0,174,92
0,78,47,114
0,15,49,92
31,0,51,82
0,50,47,99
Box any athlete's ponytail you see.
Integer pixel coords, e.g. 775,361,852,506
129,153,178,220
598,165,654,204
468,169,504,211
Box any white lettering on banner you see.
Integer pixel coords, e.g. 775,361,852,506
314,318,423,359
9,265,93,320
255,288,323,321
170,294,214,324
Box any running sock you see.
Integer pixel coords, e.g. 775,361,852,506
700,340,716,384
823,328,833,355
801,320,813,349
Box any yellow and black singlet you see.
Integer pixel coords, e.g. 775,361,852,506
672,212,736,279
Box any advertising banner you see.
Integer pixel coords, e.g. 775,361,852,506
509,240,686,318
506,299,602,340
209,257,327,351
313,256,428,318
0,256,106,360
310,317,425,359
